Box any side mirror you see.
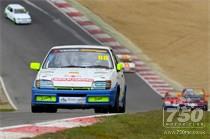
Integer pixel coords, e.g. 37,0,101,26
30,62,41,71
117,63,123,72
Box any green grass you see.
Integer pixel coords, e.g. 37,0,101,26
34,110,210,139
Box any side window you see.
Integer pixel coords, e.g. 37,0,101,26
9,7,13,12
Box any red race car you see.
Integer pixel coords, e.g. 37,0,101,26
181,88,209,111
162,91,184,110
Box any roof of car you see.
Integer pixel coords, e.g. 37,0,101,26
8,4,25,9
51,45,112,50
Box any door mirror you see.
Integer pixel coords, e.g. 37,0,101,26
117,63,123,71
30,62,41,71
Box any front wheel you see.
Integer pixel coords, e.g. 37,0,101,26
13,18,17,24
45,107,57,113
31,105,57,113
109,92,120,113
31,105,43,113
94,108,108,113
203,105,208,111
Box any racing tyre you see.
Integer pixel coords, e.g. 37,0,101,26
45,107,57,113
94,108,108,113
110,92,120,113
31,105,43,113
203,105,208,111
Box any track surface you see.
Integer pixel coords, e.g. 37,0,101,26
0,0,161,127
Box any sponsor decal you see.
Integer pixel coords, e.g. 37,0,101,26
52,77,94,82
65,72,80,77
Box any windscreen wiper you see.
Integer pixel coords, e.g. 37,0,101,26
61,65,87,68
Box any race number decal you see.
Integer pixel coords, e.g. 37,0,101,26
98,55,109,61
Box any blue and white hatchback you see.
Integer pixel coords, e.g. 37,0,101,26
30,45,127,113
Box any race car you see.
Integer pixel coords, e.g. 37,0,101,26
30,45,127,113
181,88,209,111
116,54,136,72
162,91,183,110
4,4,32,24
163,88,209,111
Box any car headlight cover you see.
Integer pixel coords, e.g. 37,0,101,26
91,80,112,90
35,80,54,89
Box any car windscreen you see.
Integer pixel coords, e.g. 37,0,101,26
184,93,203,100
14,8,27,14
42,48,114,69
183,89,204,98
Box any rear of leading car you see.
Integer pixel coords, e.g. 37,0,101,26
31,46,126,113
13,7,32,24
5,4,32,24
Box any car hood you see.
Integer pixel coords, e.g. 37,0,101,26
37,68,115,87
14,13,31,19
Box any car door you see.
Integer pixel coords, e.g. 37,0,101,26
111,50,125,96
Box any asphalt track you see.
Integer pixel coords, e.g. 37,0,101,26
0,0,161,127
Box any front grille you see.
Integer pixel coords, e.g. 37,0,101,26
55,86,91,90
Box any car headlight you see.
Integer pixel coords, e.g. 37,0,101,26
35,80,54,89
91,80,112,90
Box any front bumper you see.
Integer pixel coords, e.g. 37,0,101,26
31,86,118,109
163,104,179,110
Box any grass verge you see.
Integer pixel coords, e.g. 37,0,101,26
34,110,209,139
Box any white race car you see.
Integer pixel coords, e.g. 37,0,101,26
116,54,136,72
4,4,32,24
30,45,127,113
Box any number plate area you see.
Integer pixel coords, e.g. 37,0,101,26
59,97,86,104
